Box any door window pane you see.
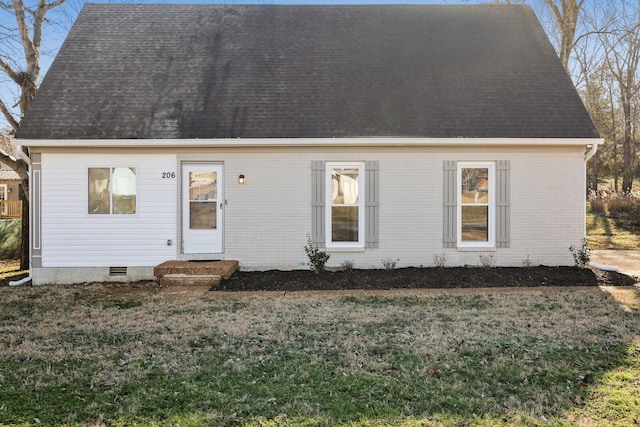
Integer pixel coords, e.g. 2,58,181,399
189,172,217,201
189,171,217,229
190,202,217,229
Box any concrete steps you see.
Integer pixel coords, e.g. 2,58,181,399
154,260,238,294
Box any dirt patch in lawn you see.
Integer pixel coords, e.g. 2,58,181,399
216,266,637,292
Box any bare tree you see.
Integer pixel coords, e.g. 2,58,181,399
544,0,587,70
0,0,67,269
599,0,640,193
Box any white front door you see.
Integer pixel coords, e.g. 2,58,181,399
0,184,6,216
182,164,223,254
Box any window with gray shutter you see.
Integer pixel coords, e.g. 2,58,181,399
443,160,510,248
311,161,379,248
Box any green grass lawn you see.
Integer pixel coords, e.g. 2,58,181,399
587,211,640,249
0,284,638,426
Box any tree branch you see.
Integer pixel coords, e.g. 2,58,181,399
43,0,65,12
11,0,37,64
0,56,20,83
0,143,28,182
0,97,20,132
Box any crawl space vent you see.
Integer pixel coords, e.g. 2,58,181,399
109,267,128,277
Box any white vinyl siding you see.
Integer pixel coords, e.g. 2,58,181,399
41,153,176,267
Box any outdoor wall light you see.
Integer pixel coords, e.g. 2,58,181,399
238,174,245,184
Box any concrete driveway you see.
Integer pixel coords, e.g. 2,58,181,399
591,250,640,281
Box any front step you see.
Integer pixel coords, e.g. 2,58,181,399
159,274,220,295
154,260,238,293
154,260,238,279
160,274,221,287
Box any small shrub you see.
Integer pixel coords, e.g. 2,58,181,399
588,192,606,214
433,253,447,268
609,196,634,216
0,220,21,260
630,200,640,226
569,238,591,268
521,255,533,268
341,260,355,273
304,234,330,274
381,258,398,270
588,190,640,220
479,254,495,268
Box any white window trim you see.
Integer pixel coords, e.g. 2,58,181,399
87,166,138,216
325,162,365,249
457,161,495,248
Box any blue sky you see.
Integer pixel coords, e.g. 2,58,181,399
1,0,547,131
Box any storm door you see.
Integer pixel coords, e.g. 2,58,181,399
182,164,223,254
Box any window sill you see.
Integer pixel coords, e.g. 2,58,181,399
457,246,496,252
327,246,366,253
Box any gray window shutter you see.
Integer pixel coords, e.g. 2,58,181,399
365,160,379,248
443,161,457,248
496,160,510,248
311,161,325,247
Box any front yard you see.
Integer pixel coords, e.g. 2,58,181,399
587,211,640,249
0,284,638,426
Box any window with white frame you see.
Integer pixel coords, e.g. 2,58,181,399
326,162,364,248
88,167,137,215
457,162,495,247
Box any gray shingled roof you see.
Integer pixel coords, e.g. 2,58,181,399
17,4,599,140
0,163,20,181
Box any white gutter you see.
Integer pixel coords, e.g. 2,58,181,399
16,137,604,149
584,143,598,161
9,145,32,287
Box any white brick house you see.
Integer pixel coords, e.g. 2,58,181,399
15,4,601,285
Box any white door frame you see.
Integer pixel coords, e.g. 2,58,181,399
181,163,224,256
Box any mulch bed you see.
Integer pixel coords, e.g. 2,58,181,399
216,266,638,292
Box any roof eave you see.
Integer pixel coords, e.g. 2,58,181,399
16,137,604,149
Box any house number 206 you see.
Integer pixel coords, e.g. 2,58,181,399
162,172,176,179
